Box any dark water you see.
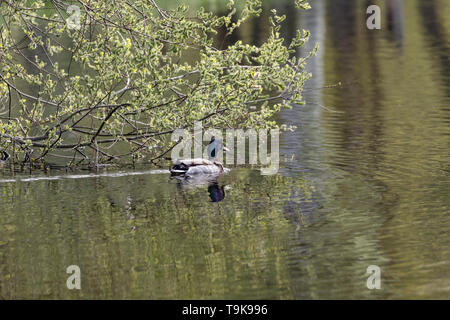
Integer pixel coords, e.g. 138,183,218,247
0,0,449,299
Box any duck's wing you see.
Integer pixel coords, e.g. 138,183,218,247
186,164,222,175
171,158,225,176
171,158,216,175
174,158,215,166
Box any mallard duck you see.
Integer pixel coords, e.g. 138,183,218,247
170,136,229,176
0,150,10,163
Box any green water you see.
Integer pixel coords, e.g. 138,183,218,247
0,0,449,299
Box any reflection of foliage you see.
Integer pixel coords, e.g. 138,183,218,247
0,0,314,167
0,169,311,298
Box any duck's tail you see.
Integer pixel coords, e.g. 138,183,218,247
170,162,189,175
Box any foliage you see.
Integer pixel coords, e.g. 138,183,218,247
0,0,314,167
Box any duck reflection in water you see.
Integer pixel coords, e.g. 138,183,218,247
171,174,226,202
207,181,225,202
